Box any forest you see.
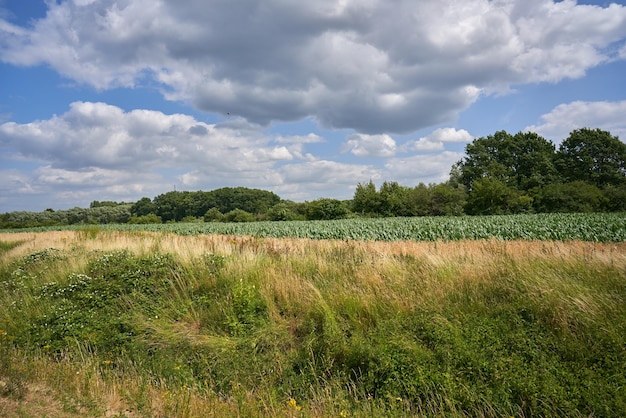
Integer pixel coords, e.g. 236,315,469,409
2,127,625,229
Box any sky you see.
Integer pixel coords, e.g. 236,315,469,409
1,0,626,212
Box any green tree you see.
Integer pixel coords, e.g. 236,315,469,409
556,128,626,188
130,197,157,217
153,191,186,222
379,181,410,217
352,180,381,216
466,178,526,215
225,209,256,222
306,199,349,220
536,181,605,213
267,202,299,221
457,130,558,192
602,184,626,212
203,207,224,222
430,183,467,216
405,183,432,216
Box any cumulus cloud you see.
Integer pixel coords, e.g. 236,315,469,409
0,101,390,209
525,100,626,143
402,128,474,152
385,151,465,185
0,101,334,207
2,0,625,133
343,133,397,157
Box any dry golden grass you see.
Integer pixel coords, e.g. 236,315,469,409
1,231,625,417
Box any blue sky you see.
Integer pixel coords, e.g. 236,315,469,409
1,0,626,212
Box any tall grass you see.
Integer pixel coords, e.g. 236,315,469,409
1,230,625,417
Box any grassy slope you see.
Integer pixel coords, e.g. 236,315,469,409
1,230,625,417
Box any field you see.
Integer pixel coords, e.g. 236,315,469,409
8,212,626,242
1,214,625,417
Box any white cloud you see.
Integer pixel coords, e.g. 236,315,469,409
343,133,397,157
275,133,325,144
525,100,626,143
2,0,625,133
385,151,465,185
0,101,337,209
402,128,473,152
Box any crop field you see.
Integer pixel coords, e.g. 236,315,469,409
5,212,626,242
1,215,625,417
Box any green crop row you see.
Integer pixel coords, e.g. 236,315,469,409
3,212,626,242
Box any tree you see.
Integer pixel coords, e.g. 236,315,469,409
556,128,626,188
457,130,558,192
405,183,432,216
267,202,299,221
224,209,256,222
430,183,467,216
536,181,605,213
153,191,189,222
306,199,349,220
379,181,410,217
203,207,224,222
602,184,626,212
352,180,381,216
130,197,157,217
465,177,527,215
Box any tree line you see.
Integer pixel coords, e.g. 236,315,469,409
1,128,625,229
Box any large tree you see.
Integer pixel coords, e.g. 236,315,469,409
556,128,626,188
457,130,558,192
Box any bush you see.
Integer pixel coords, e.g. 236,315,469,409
203,208,224,222
536,181,605,213
224,209,256,222
128,214,162,224
306,198,349,220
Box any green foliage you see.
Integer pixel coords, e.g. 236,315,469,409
152,187,281,222
557,128,626,188
429,183,467,216
306,198,350,220
602,183,626,211
0,205,132,228
203,207,224,222
12,250,180,354
226,278,267,336
128,213,162,224
267,202,300,221
1,235,626,416
352,181,467,218
537,181,605,213
130,197,157,216
457,130,558,192
352,180,381,215
224,209,256,222
466,177,531,215
90,200,128,208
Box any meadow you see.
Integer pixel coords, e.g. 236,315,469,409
1,215,625,416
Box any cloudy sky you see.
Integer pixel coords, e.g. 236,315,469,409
1,0,626,212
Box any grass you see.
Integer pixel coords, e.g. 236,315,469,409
1,230,625,417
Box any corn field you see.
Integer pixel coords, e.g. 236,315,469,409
10,212,626,242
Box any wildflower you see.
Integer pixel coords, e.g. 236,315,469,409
287,398,301,411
